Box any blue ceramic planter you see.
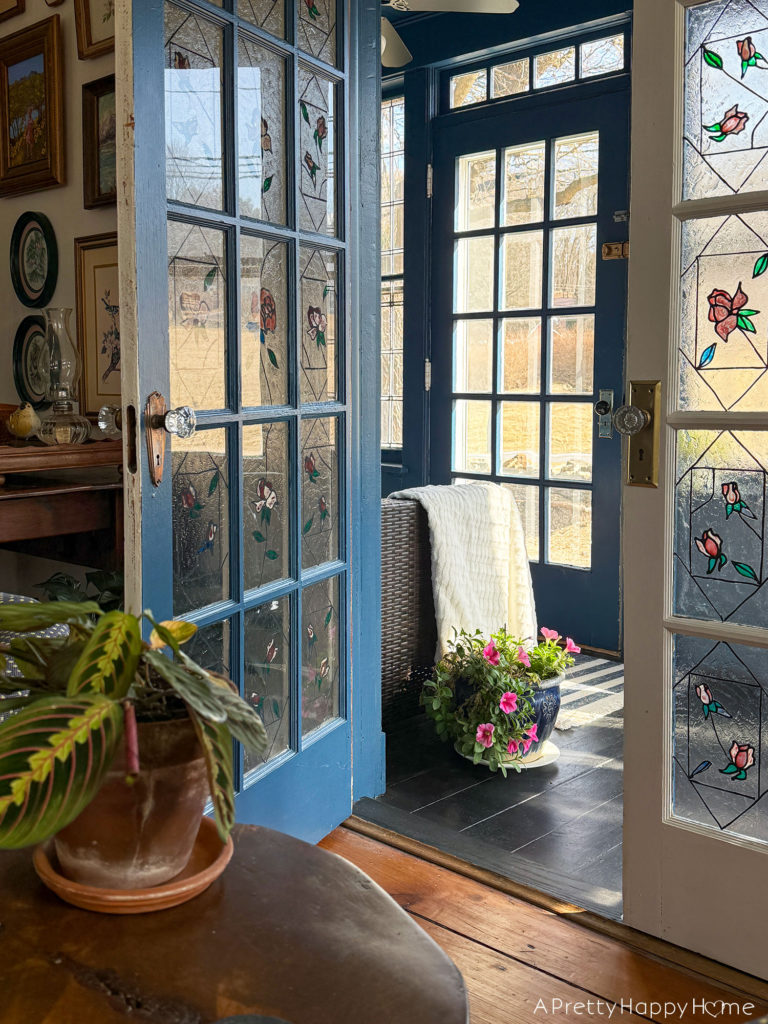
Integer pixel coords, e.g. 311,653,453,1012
521,671,564,760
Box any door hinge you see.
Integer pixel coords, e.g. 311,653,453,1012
424,358,432,391
426,163,433,199
602,241,630,260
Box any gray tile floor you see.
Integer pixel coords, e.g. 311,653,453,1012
356,675,624,918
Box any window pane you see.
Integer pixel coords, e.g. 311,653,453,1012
300,246,338,404
301,416,340,570
549,403,593,482
238,38,287,224
450,69,487,108
548,487,592,568
455,236,495,313
453,399,491,474
580,34,624,78
500,317,541,393
240,234,289,407
492,58,529,98
553,132,599,220
454,319,493,393
456,150,496,232
382,279,404,449
550,225,596,307
504,483,540,561
244,422,290,592
302,575,341,736
297,0,337,67
238,0,284,38
501,230,543,310
382,97,405,275
674,429,768,629
672,633,768,844
502,141,545,226
244,596,291,772
679,214,768,412
499,401,540,478
299,68,336,236
549,315,594,394
534,47,576,89
683,1,768,199
164,4,223,210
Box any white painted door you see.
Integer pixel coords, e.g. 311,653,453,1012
625,0,768,978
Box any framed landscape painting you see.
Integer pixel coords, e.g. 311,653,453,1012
82,75,116,207
74,0,114,59
0,15,64,197
75,233,120,417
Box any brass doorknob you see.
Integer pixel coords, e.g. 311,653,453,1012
613,404,650,436
151,406,197,439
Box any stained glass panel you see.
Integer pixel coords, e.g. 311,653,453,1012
679,213,768,411
502,142,545,227
381,97,405,275
244,422,290,592
456,151,496,232
164,4,223,211
301,416,339,570
302,575,341,736
684,0,768,199
673,633,768,844
240,235,289,408
168,220,227,411
381,279,404,448
674,429,768,628
454,319,493,394
500,317,541,394
299,68,336,236
300,246,338,404
238,39,286,224
238,0,284,39
184,619,231,680
244,595,291,771
499,401,539,478
298,0,337,67
453,399,491,474
172,429,229,615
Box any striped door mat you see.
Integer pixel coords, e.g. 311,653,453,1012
554,655,624,730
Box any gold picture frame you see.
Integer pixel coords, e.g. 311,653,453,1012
74,0,115,60
0,0,25,26
75,233,120,417
0,15,64,197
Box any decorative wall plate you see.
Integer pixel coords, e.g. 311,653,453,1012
10,212,58,308
13,315,49,408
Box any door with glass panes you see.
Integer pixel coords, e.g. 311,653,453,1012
117,0,382,842
431,82,630,652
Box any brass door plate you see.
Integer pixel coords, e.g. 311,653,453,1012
145,391,167,488
626,380,661,487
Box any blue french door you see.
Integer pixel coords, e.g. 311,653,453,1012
430,81,630,653
120,0,383,841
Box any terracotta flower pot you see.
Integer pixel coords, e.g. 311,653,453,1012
54,716,209,890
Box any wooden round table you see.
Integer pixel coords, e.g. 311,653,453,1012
0,824,469,1023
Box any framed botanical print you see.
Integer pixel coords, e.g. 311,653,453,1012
82,75,116,208
0,0,24,26
75,233,120,417
74,0,114,60
0,15,64,197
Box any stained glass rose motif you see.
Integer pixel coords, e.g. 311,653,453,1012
736,36,766,78
314,115,328,151
266,639,278,664
704,104,749,143
307,306,327,347
254,478,278,512
695,528,727,574
721,741,755,781
304,453,320,482
695,682,730,720
722,481,756,520
304,151,320,185
304,0,320,19
260,289,277,334
261,117,272,154
707,283,758,341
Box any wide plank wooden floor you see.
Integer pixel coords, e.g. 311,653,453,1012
319,827,768,1024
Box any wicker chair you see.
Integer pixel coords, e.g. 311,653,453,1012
380,498,437,731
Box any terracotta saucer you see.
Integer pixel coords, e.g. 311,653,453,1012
33,816,233,914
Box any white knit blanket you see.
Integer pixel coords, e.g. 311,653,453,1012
388,484,537,660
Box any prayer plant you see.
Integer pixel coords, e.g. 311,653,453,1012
0,601,267,850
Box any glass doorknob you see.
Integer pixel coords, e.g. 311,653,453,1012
97,404,122,438
154,406,197,439
613,404,650,436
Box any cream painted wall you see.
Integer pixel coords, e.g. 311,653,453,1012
0,2,116,595
0,0,116,404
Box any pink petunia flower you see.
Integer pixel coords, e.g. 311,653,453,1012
517,647,531,668
526,723,538,742
476,722,495,748
522,737,533,754
499,691,518,714
540,627,560,641
483,641,500,666
565,637,581,654
507,738,519,755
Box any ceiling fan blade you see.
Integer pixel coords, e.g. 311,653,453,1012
386,0,519,13
381,17,413,67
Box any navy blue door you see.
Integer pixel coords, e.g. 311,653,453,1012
430,82,630,653
123,0,384,842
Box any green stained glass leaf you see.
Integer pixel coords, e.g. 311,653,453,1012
703,47,723,70
253,530,266,543
733,562,759,582
324,608,332,627
263,175,273,193
301,102,310,124
737,314,757,333
272,698,280,718
265,550,278,560
267,348,279,369
204,268,218,291
303,518,314,534
209,472,219,495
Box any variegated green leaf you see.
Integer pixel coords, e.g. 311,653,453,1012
191,715,235,842
143,649,227,723
67,612,142,699
177,652,268,754
0,601,101,632
0,695,123,849
148,619,198,652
